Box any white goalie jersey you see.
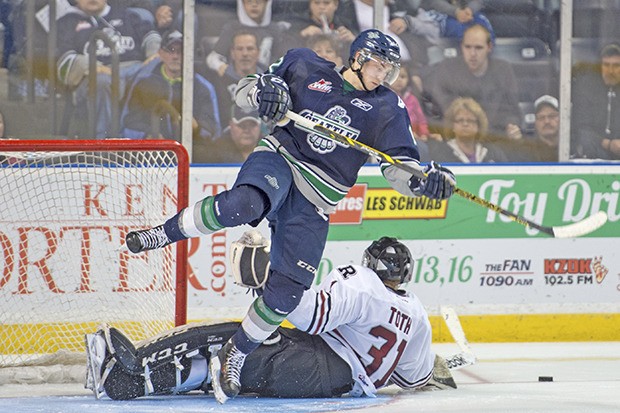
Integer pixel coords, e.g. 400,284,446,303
287,264,435,396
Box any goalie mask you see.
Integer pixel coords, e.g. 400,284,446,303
349,29,401,85
362,237,413,284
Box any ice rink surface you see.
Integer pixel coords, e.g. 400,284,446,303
1,342,618,413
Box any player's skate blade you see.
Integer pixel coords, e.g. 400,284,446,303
125,225,171,253
210,340,246,404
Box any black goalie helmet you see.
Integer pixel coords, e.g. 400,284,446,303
362,237,413,284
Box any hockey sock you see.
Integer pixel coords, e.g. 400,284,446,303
233,296,287,355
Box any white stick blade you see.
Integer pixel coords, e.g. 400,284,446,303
552,211,608,238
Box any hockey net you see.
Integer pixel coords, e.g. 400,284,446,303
0,139,189,382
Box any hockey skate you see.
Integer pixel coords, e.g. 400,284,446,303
125,225,172,253
209,339,247,404
422,354,458,390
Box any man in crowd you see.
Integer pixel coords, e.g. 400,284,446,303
572,42,620,159
56,0,161,138
506,95,560,162
421,24,522,142
120,30,221,142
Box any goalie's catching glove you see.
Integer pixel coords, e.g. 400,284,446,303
251,74,292,122
409,161,456,200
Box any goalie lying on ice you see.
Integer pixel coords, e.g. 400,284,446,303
85,232,457,400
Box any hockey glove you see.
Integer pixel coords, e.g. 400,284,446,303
253,74,292,122
230,230,271,290
409,161,456,200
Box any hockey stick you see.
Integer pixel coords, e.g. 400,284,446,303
286,111,608,238
440,306,476,370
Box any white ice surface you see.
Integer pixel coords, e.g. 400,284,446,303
0,342,618,413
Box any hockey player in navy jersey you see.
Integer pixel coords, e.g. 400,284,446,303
125,29,456,404
85,234,457,400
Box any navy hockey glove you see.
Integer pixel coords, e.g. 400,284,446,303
254,74,292,122
409,161,456,200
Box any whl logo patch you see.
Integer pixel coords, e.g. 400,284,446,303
308,79,332,93
298,107,360,154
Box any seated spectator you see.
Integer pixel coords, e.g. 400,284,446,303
421,0,495,44
205,0,288,78
56,0,161,138
572,42,620,160
282,0,354,55
195,106,264,164
427,97,507,163
120,30,221,142
306,33,344,66
505,95,559,163
206,30,266,126
421,24,522,143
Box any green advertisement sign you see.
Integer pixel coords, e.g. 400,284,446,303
328,169,619,241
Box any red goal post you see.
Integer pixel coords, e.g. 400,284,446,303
0,139,189,369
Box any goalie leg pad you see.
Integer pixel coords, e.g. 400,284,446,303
230,230,271,289
90,322,239,400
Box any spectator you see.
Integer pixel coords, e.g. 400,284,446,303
120,30,221,142
427,97,507,163
421,0,495,44
195,106,264,164
390,63,437,141
205,0,288,78
56,0,161,138
207,30,266,126
282,0,354,55
505,95,559,163
572,42,620,160
306,33,344,66
421,24,522,143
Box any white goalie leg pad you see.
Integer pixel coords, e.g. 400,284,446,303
173,352,209,394
85,324,116,399
230,230,271,289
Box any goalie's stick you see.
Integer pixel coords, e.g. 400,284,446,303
440,306,477,370
286,111,608,238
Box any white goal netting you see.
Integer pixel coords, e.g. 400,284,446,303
0,140,189,376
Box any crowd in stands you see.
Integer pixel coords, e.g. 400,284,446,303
0,0,618,162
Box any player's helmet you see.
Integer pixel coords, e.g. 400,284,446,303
349,29,401,85
362,237,413,284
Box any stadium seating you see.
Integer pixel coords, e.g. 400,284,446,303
493,37,555,103
481,0,547,40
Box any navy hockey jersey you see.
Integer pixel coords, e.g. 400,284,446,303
236,48,422,212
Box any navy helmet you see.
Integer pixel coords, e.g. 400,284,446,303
349,29,401,84
362,237,413,285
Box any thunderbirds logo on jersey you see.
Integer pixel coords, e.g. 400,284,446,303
308,79,333,93
299,107,360,154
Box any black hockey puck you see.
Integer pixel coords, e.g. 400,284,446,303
538,376,553,382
